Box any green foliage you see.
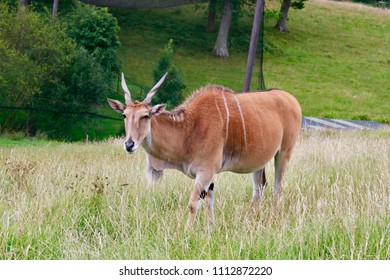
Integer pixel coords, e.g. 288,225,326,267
32,48,113,139
32,0,77,13
0,2,120,140
0,3,75,133
152,40,185,109
0,39,37,107
64,3,121,75
351,114,370,121
0,0,17,8
321,112,336,119
116,2,389,124
291,0,308,10
0,4,74,105
210,0,259,24
64,49,112,108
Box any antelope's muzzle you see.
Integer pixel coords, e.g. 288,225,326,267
124,140,135,153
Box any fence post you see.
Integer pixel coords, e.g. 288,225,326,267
85,114,89,144
243,0,265,92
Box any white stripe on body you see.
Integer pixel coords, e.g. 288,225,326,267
233,94,247,149
214,97,224,124
221,93,230,145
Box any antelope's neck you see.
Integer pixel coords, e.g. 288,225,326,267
142,113,187,163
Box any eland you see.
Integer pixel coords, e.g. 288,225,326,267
108,73,302,228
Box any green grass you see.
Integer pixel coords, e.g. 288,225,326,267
0,129,389,259
111,0,390,123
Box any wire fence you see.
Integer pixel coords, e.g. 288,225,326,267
0,79,149,142
0,106,124,143
0,106,123,121
80,0,208,9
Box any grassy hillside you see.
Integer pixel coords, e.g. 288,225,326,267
1,129,389,259
111,0,389,123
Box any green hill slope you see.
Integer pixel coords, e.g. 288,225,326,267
111,0,389,123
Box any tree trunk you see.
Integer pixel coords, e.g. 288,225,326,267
275,0,291,32
213,0,233,58
18,0,30,16
52,0,59,19
19,0,29,7
205,0,217,33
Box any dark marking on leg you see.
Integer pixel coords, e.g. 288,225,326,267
261,169,267,187
200,190,207,199
209,182,214,191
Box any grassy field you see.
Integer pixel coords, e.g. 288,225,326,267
111,0,389,123
0,129,389,259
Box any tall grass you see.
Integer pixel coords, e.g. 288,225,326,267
0,129,389,259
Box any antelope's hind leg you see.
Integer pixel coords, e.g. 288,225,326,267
273,148,293,212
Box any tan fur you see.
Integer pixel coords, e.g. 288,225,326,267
109,84,302,229
147,87,301,173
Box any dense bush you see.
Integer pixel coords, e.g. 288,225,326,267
64,3,121,75
0,3,120,139
0,39,38,107
0,4,74,104
0,3,75,133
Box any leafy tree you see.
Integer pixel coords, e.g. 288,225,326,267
62,48,112,109
205,0,218,33
212,0,257,58
0,0,78,12
0,6,39,108
0,3,74,133
275,0,307,32
64,3,121,75
152,40,185,109
33,48,112,139
0,38,39,132
0,3,74,105
211,0,306,57
40,3,120,138
0,0,18,8
213,0,234,57
0,3,120,139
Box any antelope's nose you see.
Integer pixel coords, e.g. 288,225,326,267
124,140,135,153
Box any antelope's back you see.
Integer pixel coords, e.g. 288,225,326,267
242,88,302,128
221,88,302,172
182,86,302,171
235,88,302,144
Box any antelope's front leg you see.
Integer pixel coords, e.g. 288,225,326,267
205,183,215,229
186,173,214,229
250,168,267,210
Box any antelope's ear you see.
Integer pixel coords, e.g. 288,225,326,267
107,98,125,114
150,104,166,116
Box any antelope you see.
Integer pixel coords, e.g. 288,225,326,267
108,73,302,228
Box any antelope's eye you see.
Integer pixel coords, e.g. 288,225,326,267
141,115,150,120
